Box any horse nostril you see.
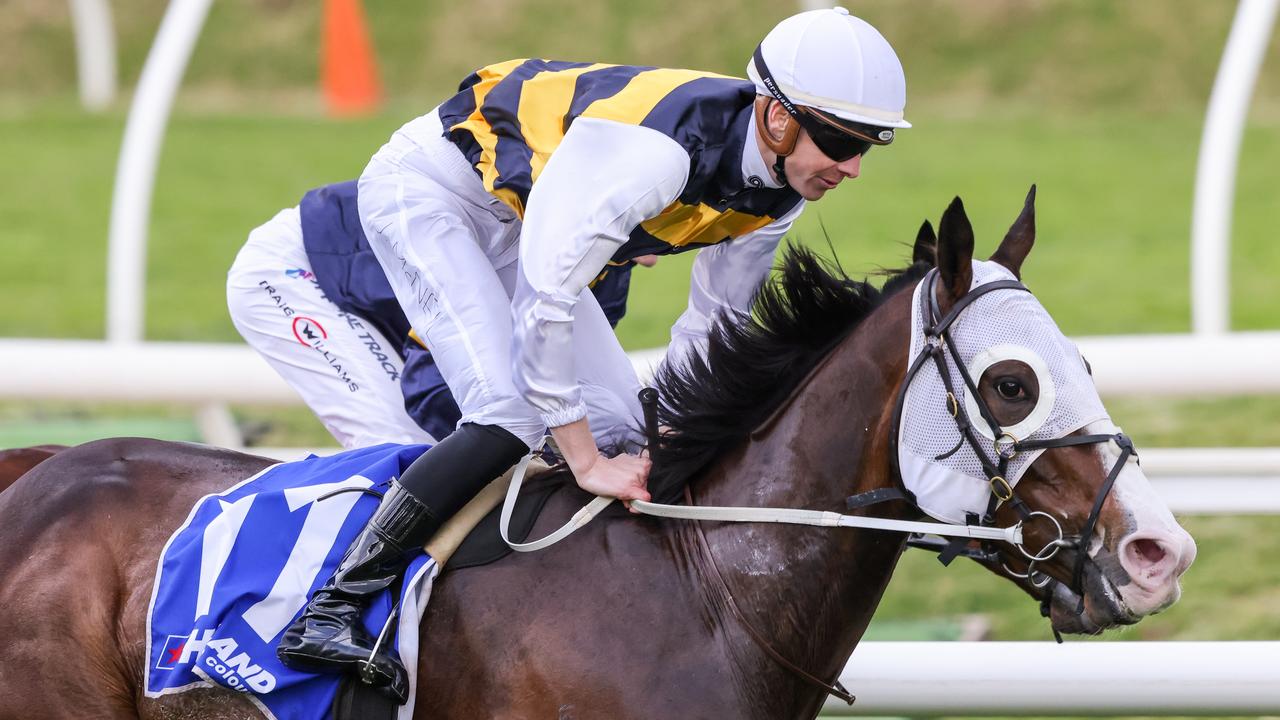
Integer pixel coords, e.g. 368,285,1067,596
1131,538,1166,565
1120,534,1179,590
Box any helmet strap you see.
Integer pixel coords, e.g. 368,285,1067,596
773,154,789,185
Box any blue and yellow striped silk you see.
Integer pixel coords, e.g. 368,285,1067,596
436,59,803,263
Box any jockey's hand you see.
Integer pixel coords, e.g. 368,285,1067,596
550,417,651,511
574,453,652,511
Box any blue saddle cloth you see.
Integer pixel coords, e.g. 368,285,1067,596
145,443,436,720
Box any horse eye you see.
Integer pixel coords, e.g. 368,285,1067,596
996,379,1025,400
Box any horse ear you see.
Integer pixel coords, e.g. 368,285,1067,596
912,220,937,266
936,197,974,306
989,184,1037,279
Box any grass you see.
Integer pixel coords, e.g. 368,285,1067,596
3,109,1278,344
7,1,1280,117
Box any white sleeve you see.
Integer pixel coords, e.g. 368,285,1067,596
513,117,690,428
666,200,805,368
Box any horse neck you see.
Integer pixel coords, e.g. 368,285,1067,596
687,291,913,717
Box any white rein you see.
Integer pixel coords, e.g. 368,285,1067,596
499,453,1023,554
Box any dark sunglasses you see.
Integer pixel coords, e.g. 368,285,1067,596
796,111,875,162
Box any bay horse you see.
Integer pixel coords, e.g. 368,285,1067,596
0,191,1194,719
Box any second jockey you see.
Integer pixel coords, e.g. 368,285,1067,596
247,6,910,701
227,180,641,447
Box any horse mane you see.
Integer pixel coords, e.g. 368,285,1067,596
646,244,930,503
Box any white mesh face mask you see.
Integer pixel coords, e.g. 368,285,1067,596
897,260,1109,524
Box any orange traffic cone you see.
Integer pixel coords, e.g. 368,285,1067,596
321,0,382,116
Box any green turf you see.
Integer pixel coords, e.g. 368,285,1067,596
7,1,1280,119
2,110,1278,345
0,417,199,446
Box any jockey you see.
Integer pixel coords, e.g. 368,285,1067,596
226,180,640,446
272,6,910,701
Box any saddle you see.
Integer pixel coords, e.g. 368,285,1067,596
426,456,565,570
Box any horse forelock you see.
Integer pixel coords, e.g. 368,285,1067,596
646,245,932,503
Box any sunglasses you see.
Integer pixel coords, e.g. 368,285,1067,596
796,111,877,162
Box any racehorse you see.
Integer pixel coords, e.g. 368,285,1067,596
0,190,1195,719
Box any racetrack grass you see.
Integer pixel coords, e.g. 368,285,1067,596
2,108,1277,342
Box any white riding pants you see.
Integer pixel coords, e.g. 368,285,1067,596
226,207,436,449
357,109,643,449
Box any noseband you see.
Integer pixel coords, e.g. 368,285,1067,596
887,268,1137,638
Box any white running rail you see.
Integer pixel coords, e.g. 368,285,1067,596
107,0,216,344
824,641,1280,716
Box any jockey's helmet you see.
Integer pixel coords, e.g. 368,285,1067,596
747,6,910,160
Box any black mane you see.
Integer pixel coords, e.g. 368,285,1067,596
646,244,929,503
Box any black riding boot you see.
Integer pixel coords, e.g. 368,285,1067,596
277,423,528,703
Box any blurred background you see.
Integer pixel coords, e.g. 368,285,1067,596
1,0,1278,714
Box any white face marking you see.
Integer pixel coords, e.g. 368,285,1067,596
1086,420,1182,536
1082,420,1196,617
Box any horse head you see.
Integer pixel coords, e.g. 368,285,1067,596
901,186,1196,636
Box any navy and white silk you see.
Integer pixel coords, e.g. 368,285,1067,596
145,444,436,720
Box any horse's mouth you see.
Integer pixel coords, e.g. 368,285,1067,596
1046,563,1141,635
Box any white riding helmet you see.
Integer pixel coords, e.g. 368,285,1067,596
747,7,911,133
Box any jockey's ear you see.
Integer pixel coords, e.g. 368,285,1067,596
990,184,1037,279
936,196,974,308
912,220,937,266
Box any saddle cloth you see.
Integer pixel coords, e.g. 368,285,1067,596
144,443,438,720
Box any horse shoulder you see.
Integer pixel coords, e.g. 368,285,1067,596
415,488,747,718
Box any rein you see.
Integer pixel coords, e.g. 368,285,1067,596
498,455,1023,553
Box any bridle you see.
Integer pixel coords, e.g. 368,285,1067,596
887,268,1137,637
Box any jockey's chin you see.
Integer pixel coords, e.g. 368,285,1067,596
784,133,863,201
